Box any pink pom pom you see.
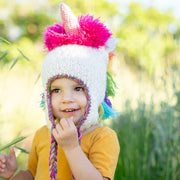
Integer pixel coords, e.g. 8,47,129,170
43,15,112,51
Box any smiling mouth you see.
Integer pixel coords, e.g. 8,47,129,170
62,109,79,112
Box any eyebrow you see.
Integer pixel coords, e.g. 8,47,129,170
50,85,60,89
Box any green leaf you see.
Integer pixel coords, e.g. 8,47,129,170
14,145,29,154
9,57,20,70
0,137,26,152
34,73,41,84
0,50,8,61
0,37,11,45
17,48,30,61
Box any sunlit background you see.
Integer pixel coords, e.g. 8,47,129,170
0,0,180,179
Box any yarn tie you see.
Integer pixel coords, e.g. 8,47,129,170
49,123,58,180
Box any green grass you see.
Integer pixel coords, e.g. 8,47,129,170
112,93,180,180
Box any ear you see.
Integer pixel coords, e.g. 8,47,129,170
105,38,119,53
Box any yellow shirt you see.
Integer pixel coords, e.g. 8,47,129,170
28,125,120,180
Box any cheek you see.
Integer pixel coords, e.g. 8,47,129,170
51,96,60,118
80,96,88,109
51,95,59,110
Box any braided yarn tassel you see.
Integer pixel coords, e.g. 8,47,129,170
49,123,58,180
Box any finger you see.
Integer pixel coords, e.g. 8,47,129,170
0,167,5,172
0,162,5,169
60,118,70,129
56,123,63,133
67,117,76,128
0,154,6,163
9,147,16,161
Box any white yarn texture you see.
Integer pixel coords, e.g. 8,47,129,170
41,45,109,130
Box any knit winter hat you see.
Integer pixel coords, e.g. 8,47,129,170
41,3,119,179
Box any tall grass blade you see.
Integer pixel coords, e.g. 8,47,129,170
14,145,29,154
0,50,8,61
0,37,11,45
17,48,30,61
0,136,26,152
9,57,20,70
34,73,41,84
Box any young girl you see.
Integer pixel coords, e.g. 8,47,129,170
0,3,120,180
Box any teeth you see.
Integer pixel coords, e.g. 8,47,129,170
64,109,74,112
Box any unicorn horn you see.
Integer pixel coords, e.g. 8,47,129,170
60,3,80,34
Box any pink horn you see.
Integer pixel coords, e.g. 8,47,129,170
60,3,80,34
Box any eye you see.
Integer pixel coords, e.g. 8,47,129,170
74,87,84,92
51,89,61,93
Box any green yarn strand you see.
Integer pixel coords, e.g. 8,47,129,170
98,104,104,123
106,71,118,97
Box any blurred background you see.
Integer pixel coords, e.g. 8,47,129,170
0,0,180,179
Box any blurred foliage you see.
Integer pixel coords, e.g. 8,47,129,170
0,37,30,68
117,3,180,77
112,69,180,180
10,10,54,42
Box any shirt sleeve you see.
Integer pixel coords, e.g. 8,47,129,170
27,130,38,178
89,128,120,180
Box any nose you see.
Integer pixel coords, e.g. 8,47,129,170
61,90,74,103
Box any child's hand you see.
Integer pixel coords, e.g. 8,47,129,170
0,147,18,179
52,117,79,151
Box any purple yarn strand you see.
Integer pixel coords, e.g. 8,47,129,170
104,92,112,107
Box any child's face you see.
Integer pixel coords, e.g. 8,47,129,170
50,78,87,126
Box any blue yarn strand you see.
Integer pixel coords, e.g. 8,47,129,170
40,93,45,111
101,101,120,119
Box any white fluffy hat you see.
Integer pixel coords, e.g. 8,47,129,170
42,3,118,131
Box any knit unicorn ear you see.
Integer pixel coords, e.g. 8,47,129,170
60,3,80,34
105,37,119,53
